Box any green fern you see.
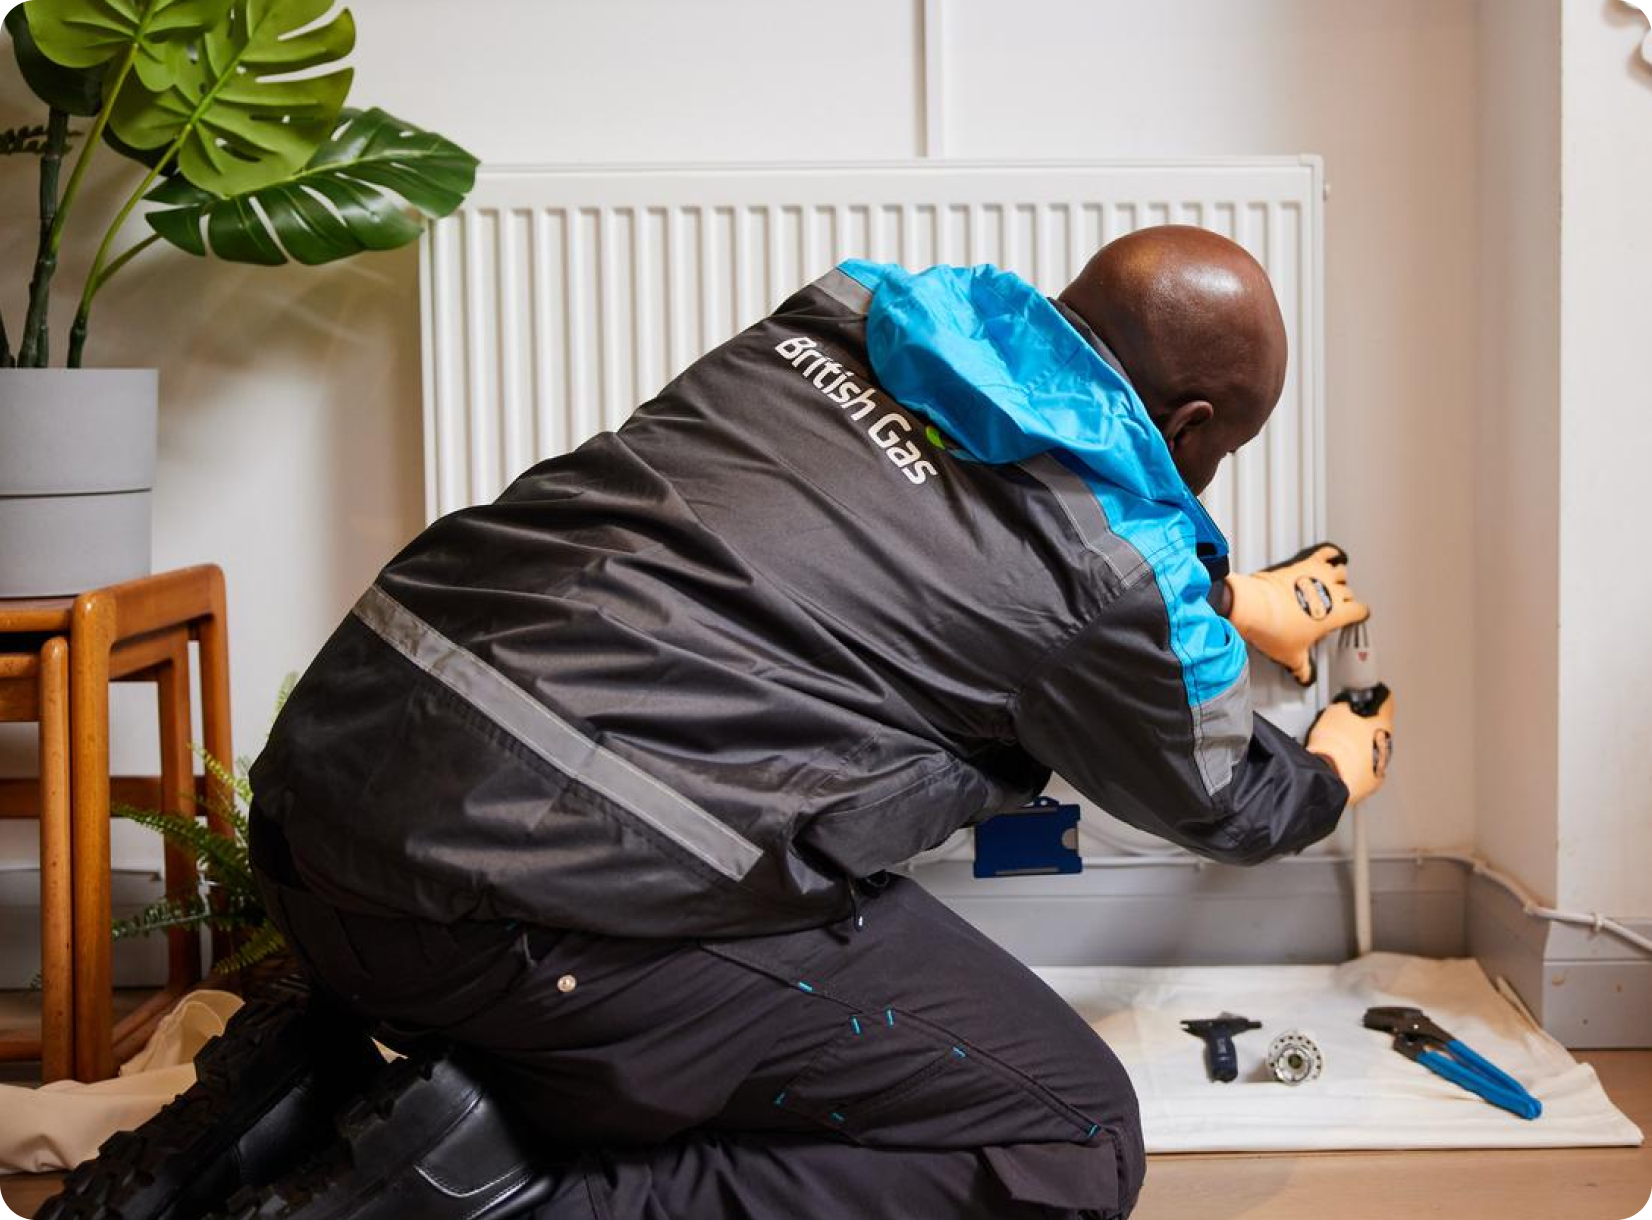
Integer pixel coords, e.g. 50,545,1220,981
112,893,212,940
272,671,298,718
209,922,288,976
113,803,256,894
188,743,251,840
112,893,263,943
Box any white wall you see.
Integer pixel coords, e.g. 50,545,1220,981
1555,0,1652,914
0,1,1539,906
1473,0,1562,903
1466,0,1652,918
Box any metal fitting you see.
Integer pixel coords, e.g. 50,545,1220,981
1266,1030,1324,1085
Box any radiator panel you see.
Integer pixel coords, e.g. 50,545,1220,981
419,161,1328,827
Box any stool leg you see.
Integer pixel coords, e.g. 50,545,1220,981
38,638,73,1083
196,566,235,967
70,592,116,1082
157,642,202,990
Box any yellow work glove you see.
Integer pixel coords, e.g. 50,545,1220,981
1225,543,1370,686
1306,685,1395,805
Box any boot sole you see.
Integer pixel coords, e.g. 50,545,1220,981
36,976,383,1220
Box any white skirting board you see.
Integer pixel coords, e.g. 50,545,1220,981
1038,953,1643,1153
916,855,1652,1048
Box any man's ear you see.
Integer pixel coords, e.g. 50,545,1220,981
1161,400,1215,452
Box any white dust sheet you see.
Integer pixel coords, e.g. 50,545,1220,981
0,955,1638,1180
1034,953,1643,1153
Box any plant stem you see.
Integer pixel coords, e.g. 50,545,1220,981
70,118,193,368
44,45,135,254
66,315,87,369
16,109,72,367
29,38,142,368
98,230,160,282
66,228,161,368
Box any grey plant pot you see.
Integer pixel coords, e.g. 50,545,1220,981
0,368,158,598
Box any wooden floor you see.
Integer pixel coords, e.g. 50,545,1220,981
0,999,1646,1219
0,987,153,1055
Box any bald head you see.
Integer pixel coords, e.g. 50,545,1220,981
1058,225,1287,493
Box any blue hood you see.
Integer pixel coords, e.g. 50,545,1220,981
840,259,1228,559
840,259,1245,706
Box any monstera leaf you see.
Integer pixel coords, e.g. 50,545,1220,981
7,5,182,169
144,107,477,265
109,0,355,196
6,3,102,115
21,0,231,94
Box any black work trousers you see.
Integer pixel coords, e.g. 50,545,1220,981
249,809,1145,1220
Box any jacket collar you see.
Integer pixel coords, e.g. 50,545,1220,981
844,260,1228,557
1048,297,1129,381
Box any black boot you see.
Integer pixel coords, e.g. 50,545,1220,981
36,972,387,1220
210,1045,555,1220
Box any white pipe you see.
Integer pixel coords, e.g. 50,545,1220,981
1325,626,1383,959
1422,851,1652,958
1073,848,1652,958
1351,808,1372,956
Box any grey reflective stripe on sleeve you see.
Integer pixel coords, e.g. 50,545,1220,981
351,584,764,882
813,267,873,315
1190,660,1254,795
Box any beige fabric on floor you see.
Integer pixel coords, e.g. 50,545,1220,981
1037,953,1645,1153
0,991,404,1178
0,990,245,1174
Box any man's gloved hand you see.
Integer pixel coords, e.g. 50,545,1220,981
1224,543,1369,686
1306,685,1395,805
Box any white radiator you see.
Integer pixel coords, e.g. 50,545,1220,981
418,160,1329,804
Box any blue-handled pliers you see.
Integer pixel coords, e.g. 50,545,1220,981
1363,1006,1543,1121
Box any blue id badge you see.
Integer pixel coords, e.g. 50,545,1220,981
972,796,1082,878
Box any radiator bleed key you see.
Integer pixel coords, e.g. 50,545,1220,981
1181,1013,1262,1083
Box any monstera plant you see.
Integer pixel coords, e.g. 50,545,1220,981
3,0,478,366
0,0,478,595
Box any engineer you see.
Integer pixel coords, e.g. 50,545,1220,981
54,225,1392,1220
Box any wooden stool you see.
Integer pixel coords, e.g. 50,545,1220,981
0,638,72,1081
0,565,234,1081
